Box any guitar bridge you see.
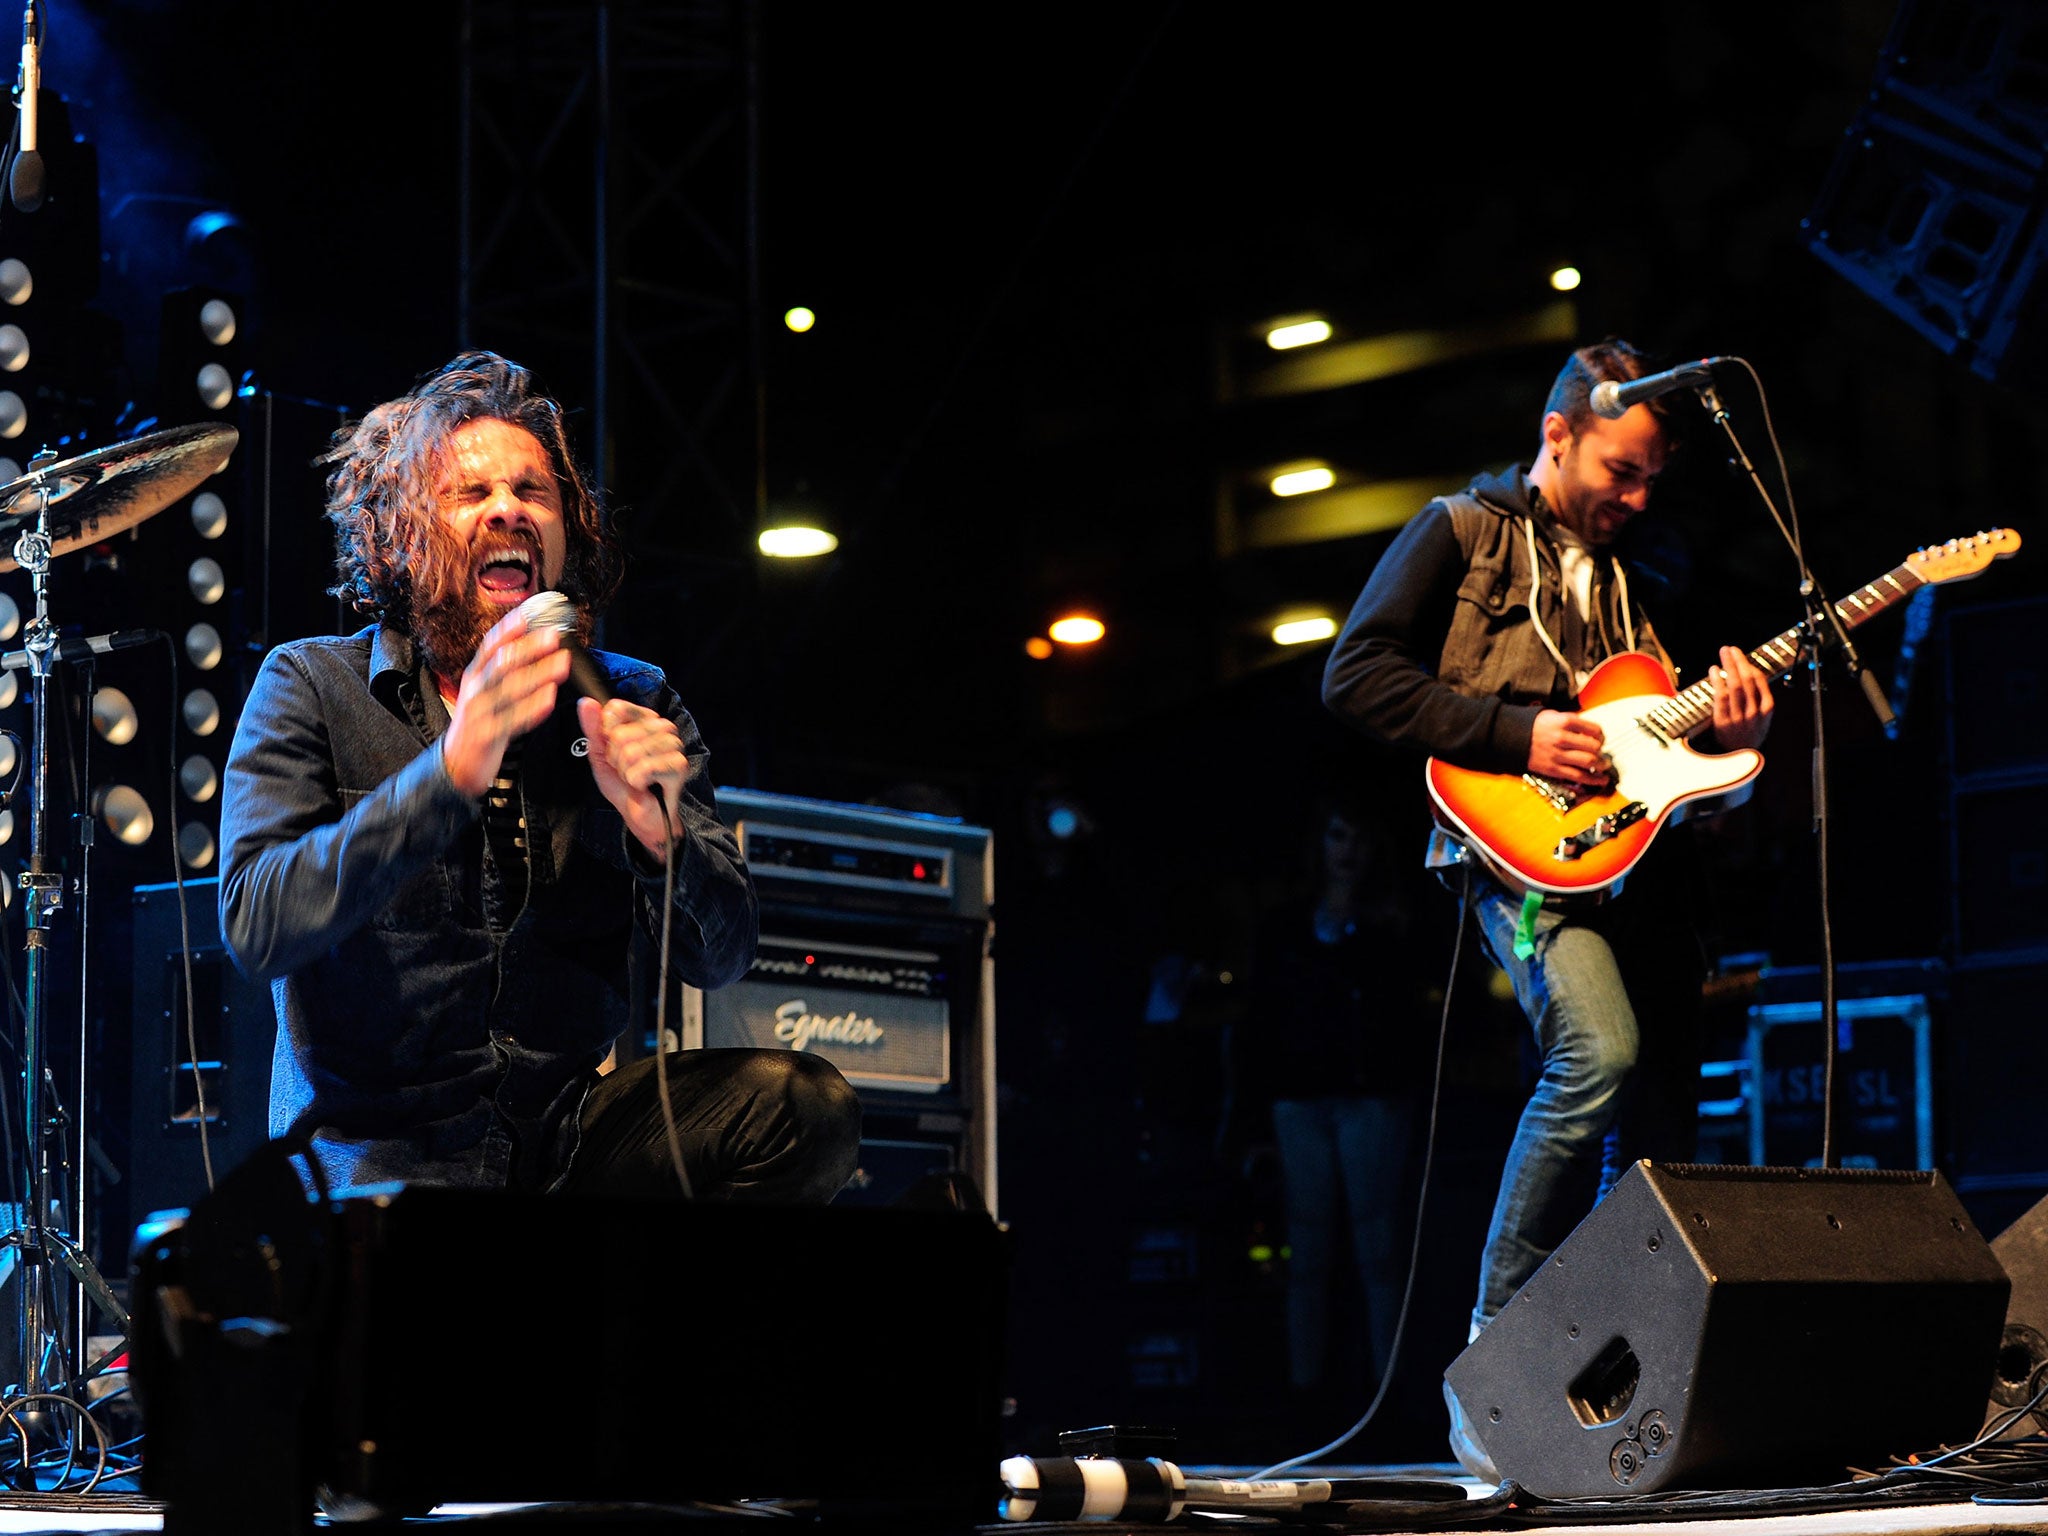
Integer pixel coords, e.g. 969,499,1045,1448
1522,773,1582,812
1555,801,1649,861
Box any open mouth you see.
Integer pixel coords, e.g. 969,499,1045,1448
475,543,537,604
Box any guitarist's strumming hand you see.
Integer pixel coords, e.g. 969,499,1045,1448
1529,710,1613,787
1707,645,1773,752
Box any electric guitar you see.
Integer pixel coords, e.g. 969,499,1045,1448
1426,528,2022,897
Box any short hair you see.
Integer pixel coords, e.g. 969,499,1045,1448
324,350,622,629
1541,337,1678,438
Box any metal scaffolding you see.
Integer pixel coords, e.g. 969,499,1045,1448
458,0,762,745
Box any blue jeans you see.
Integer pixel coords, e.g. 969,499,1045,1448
1468,877,1703,1333
1272,1096,1414,1390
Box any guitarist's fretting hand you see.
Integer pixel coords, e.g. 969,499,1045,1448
1529,711,1613,787
1707,644,1773,752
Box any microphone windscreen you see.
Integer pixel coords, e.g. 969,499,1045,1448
515,590,576,638
514,590,613,704
10,151,43,213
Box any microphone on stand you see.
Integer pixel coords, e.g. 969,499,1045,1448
0,627,159,672
515,589,613,704
9,2,41,214
1589,357,1728,419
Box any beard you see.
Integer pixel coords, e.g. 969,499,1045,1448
412,587,499,685
411,527,564,682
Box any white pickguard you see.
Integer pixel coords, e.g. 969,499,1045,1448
1580,695,1764,824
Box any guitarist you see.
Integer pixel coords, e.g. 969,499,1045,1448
1320,339,1773,1478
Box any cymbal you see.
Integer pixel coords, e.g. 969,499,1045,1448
0,422,241,573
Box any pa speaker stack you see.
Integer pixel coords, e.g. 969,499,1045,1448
1445,1162,2008,1498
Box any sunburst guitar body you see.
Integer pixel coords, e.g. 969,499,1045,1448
1428,651,1757,896
1424,528,2022,898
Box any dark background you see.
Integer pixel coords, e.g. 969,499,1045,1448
1,0,2042,1469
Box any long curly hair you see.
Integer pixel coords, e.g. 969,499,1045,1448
324,351,622,632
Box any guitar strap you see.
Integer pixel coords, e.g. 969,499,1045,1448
1512,890,1545,961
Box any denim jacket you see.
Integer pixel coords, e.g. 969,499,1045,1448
218,623,758,1190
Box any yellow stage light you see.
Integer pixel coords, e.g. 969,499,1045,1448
758,525,838,558
1049,615,1105,645
1270,465,1334,498
1265,318,1331,351
1272,616,1338,646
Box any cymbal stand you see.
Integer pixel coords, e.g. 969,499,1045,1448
0,458,128,1473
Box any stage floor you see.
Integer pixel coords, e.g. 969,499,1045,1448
0,1464,2041,1533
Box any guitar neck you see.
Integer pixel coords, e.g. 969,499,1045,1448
1641,559,1927,739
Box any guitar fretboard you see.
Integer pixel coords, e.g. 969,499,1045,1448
1641,561,1925,741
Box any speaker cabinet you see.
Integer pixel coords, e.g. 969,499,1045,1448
128,878,277,1222
1988,1191,2048,1432
663,789,998,1214
134,1167,1009,1529
1445,1162,2008,1499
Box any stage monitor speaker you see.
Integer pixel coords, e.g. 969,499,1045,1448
133,1157,1009,1533
1988,1190,2048,1433
1445,1162,2008,1499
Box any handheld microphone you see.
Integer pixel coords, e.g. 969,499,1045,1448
997,1457,1341,1523
515,590,613,705
10,2,41,214
1588,357,1727,419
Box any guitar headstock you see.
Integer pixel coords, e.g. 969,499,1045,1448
1906,528,2022,585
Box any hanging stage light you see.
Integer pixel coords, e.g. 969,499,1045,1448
1271,615,1338,646
1269,463,1335,498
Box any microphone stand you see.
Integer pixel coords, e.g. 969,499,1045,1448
1694,375,1894,1171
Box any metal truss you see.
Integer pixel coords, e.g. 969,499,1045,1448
459,0,762,725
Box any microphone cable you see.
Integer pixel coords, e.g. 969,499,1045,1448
1253,856,1474,1479
647,781,691,1199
